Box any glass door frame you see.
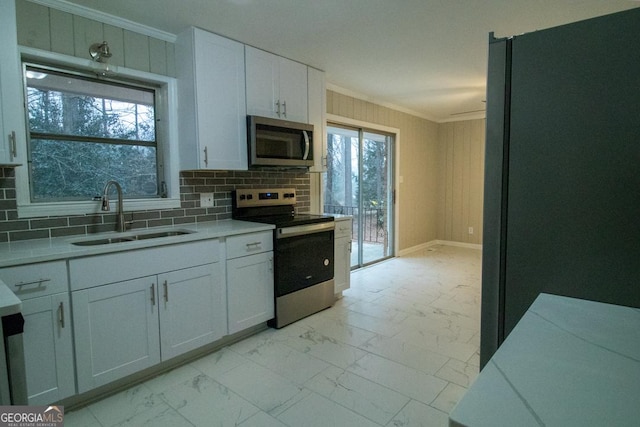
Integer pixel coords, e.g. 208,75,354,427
323,115,400,269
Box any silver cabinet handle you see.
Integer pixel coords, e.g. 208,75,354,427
14,278,51,289
282,100,287,118
275,100,281,117
269,256,273,272
246,241,262,249
58,302,65,328
203,146,209,167
150,284,156,306
163,280,168,303
9,131,17,160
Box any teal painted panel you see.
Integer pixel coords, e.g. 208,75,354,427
103,24,125,67
123,30,150,72
149,38,167,75
73,16,103,59
16,1,50,50
166,42,176,78
50,9,74,56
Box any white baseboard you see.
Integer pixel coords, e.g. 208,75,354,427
398,240,482,256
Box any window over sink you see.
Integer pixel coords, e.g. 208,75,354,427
14,50,180,218
25,65,160,202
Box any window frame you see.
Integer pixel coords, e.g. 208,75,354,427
15,47,181,218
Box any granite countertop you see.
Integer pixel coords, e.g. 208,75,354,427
0,219,274,268
449,293,640,426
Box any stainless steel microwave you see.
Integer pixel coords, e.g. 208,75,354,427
247,115,314,168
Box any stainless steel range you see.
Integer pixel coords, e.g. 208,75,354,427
232,188,335,328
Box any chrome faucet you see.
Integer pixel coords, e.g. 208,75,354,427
101,180,126,232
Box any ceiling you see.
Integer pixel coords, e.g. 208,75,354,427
62,0,638,122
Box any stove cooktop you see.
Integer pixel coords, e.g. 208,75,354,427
245,213,334,228
232,188,334,228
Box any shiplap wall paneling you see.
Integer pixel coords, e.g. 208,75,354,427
15,1,175,77
438,119,485,245
50,9,74,56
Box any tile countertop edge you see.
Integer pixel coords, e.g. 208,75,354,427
0,219,275,268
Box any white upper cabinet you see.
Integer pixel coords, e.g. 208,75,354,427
245,46,308,123
308,67,327,172
176,27,247,170
0,1,25,165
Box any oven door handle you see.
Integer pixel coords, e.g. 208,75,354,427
277,221,334,239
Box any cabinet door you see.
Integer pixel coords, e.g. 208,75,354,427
245,46,279,119
0,1,25,165
177,28,247,170
227,252,274,334
22,293,75,404
308,67,327,172
73,277,160,393
159,263,226,360
278,57,308,123
334,235,351,294
193,30,247,170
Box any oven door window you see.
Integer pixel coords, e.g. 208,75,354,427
275,230,334,296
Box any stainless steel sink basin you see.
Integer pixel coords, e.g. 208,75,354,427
72,237,136,246
129,230,192,240
71,230,194,246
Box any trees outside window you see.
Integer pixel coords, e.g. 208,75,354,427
25,65,159,202
323,124,394,267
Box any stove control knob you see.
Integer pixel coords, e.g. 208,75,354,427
239,195,246,200
247,194,253,200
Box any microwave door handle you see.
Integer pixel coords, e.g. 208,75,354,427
302,130,310,160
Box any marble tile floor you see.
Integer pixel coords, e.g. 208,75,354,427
65,244,482,427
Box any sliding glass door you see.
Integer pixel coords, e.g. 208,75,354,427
323,124,394,268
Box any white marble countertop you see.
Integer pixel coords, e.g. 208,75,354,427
449,293,640,427
0,219,274,268
0,279,21,317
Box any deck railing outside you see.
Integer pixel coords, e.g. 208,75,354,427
324,205,386,244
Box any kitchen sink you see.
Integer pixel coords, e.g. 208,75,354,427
72,230,194,246
129,230,193,240
72,237,135,246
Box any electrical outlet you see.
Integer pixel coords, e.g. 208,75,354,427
200,192,214,208
468,227,474,235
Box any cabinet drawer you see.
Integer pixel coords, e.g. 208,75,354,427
226,231,273,259
334,219,352,238
70,239,220,291
0,261,68,300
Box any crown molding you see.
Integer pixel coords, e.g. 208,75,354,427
27,0,177,42
326,83,486,124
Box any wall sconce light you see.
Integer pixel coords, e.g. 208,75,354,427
89,41,116,76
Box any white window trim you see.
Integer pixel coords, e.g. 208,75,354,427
16,47,181,218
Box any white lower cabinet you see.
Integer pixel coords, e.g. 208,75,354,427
72,277,160,393
0,261,75,404
158,264,226,360
227,252,274,334
226,231,274,334
21,293,75,404
70,239,225,393
73,263,224,393
334,218,353,294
